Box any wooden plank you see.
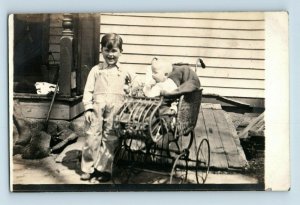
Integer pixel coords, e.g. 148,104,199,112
101,34,265,49
100,15,265,30
193,108,213,167
101,25,264,40
49,36,61,45
48,14,63,65
49,44,60,53
103,12,265,20
121,44,264,59
201,103,222,110
70,101,84,119
227,97,265,108
117,54,265,69
49,14,64,27
50,27,63,36
202,87,265,98
197,68,265,80
223,112,248,166
238,112,265,139
200,77,264,90
201,108,228,169
172,105,204,166
213,109,244,168
19,101,70,120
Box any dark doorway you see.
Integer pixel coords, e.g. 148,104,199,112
13,14,50,93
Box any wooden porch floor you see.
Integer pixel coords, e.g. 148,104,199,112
151,103,248,170
193,103,248,170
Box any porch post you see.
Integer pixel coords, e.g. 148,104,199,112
59,13,76,97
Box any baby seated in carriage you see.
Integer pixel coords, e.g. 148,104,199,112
142,57,201,138
143,57,201,113
144,57,200,97
121,58,202,150
129,57,202,157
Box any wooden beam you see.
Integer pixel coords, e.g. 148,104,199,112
59,13,76,97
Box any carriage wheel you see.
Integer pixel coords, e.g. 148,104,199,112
112,146,133,184
195,138,210,184
169,152,188,184
150,118,167,142
168,131,193,159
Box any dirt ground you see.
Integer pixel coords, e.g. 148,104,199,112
12,111,265,187
12,135,258,186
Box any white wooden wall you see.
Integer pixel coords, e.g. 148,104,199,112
100,12,265,98
48,13,265,98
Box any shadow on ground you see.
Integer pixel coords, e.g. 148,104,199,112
61,150,83,175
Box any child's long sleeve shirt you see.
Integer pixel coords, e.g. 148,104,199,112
83,62,131,111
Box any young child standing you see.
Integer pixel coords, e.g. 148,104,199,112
80,33,132,183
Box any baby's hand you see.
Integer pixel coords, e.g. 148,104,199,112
123,84,130,94
160,89,170,96
85,110,94,124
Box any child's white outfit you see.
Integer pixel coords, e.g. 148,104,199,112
81,62,131,174
143,78,178,98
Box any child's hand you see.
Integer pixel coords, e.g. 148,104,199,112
160,89,170,96
85,110,94,124
123,84,131,94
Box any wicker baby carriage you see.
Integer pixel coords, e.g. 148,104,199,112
112,89,210,184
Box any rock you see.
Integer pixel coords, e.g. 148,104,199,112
70,115,85,135
13,145,25,156
12,122,19,145
51,129,78,154
54,120,71,132
14,116,32,146
22,131,51,159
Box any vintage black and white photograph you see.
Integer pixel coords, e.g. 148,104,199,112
9,12,289,191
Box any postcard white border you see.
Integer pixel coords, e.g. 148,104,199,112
2,0,298,201
265,12,290,191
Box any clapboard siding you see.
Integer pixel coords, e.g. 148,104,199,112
49,14,63,62
203,87,264,98
200,77,264,89
109,64,265,79
114,54,264,69
101,25,264,40
120,44,264,59
100,12,265,98
48,13,265,98
105,12,265,20
100,14,265,30
100,34,265,49
55,43,264,60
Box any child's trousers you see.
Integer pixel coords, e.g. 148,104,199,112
81,95,123,174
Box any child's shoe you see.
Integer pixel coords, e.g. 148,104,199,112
80,173,91,181
97,172,111,182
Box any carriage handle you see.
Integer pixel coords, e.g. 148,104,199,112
195,58,206,72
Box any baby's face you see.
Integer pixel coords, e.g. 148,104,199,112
151,65,167,83
102,46,122,66
151,59,172,83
